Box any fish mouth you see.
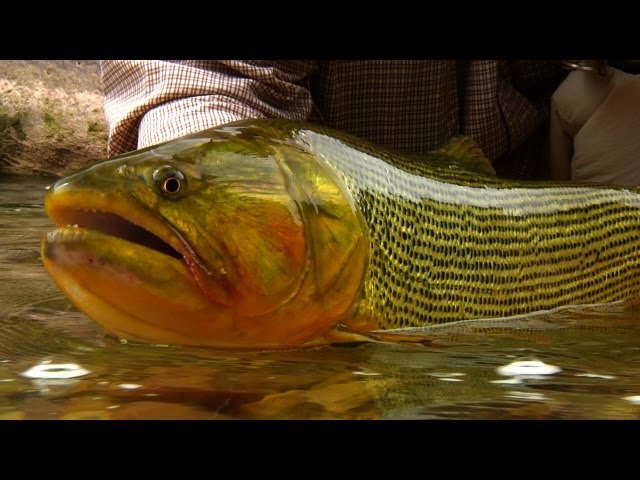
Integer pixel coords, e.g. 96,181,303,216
44,190,233,309
47,208,183,261
41,205,226,348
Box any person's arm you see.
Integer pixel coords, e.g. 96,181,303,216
100,60,317,156
458,60,565,166
548,69,616,181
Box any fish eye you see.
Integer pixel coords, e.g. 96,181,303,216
153,166,186,197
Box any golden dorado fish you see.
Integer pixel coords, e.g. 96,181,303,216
42,119,640,348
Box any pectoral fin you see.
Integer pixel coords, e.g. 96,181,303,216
304,325,433,347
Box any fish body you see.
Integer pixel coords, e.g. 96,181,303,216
42,119,640,348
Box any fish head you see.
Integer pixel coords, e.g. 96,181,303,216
42,122,369,348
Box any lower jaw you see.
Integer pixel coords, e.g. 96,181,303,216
40,250,286,349
42,255,190,341
40,232,218,346
40,239,340,349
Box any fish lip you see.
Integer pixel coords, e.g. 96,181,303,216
43,192,208,278
44,224,183,263
45,205,187,262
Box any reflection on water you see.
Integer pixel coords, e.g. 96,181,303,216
2,175,640,419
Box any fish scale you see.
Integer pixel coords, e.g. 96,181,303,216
293,126,640,330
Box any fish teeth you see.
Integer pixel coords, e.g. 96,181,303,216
47,227,86,243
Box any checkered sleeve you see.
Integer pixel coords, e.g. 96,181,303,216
100,60,317,156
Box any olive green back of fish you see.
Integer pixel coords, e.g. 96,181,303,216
281,123,640,331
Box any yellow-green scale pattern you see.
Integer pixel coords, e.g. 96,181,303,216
292,126,640,330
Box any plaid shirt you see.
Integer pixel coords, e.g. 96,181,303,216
101,60,565,176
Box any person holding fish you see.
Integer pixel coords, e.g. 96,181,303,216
40,59,640,349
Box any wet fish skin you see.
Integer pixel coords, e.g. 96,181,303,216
41,119,640,348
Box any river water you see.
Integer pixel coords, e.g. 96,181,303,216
2,175,640,420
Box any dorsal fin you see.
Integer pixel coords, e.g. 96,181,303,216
437,136,496,176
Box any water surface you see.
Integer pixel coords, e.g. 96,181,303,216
2,175,640,420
